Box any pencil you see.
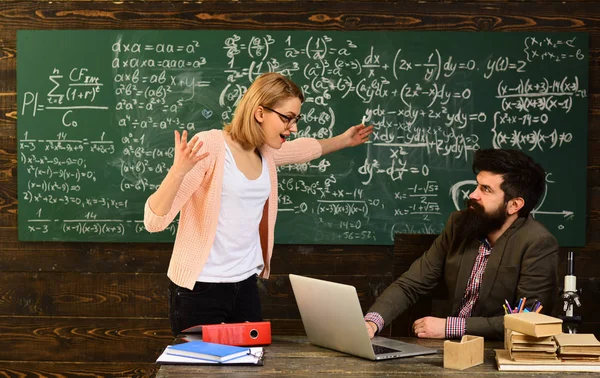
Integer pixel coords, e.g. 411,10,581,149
535,305,543,313
504,299,513,314
503,304,508,314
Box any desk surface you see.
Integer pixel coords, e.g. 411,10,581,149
155,335,594,377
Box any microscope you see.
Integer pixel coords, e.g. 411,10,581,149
559,251,582,334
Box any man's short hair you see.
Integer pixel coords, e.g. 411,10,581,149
472,149,546,217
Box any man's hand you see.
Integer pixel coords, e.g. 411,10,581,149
412,317,446,339
365,321,377,339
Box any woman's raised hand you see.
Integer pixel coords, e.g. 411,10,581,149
172,130,209,175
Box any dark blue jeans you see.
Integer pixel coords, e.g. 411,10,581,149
168,274,263,336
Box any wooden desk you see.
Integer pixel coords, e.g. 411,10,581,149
156,335,585,377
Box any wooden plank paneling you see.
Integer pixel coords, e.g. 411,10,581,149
0,272,391,317
0,137,15,181
0,272,170,317
268,319,314,335
0,362,159,378
0,0,599,369
260,274,394,319
557,248,600,278
0,1,596,35
270,244,393,275
0,179,16,224
19,0,600,3
0,316,172,362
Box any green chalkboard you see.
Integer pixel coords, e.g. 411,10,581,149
17,30,588,246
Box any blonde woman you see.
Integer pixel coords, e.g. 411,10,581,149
144,72,373,335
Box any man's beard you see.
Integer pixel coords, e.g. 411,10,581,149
458,199,508,239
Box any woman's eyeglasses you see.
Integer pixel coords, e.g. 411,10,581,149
262,106,302,129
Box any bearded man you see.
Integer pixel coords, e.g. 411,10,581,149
364,149,559,340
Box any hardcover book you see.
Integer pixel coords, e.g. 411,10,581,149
555,333,600,357
504,312,562,338
165,340,250,362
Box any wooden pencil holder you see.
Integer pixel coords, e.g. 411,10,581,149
443,335,484,370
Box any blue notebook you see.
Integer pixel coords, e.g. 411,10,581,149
166,341,250,362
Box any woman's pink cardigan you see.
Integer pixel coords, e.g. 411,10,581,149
144,129,323,289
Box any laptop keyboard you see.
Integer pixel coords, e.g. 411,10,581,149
373,344,401,355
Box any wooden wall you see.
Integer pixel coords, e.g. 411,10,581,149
0,1,598,376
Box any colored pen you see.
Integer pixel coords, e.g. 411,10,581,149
504,299,513,314
516,298,522,313
503,304,508,314
535,305,543,313
520,297,527,313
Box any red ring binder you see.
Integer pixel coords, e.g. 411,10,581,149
183,321,272,346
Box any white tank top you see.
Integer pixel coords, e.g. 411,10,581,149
197,142,271,282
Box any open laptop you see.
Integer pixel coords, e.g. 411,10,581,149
289,274,438,360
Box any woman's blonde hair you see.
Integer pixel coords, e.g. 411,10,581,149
224,72,304,149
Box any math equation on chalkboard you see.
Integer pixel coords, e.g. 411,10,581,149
17,30,588,245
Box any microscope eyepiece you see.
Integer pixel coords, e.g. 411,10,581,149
567,251,574,276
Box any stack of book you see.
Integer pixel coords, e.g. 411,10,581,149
505,329,558,362
495,313,600,372
503,312,561,362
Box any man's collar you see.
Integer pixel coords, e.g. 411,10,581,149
505,215,527,232
479,237,492,250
